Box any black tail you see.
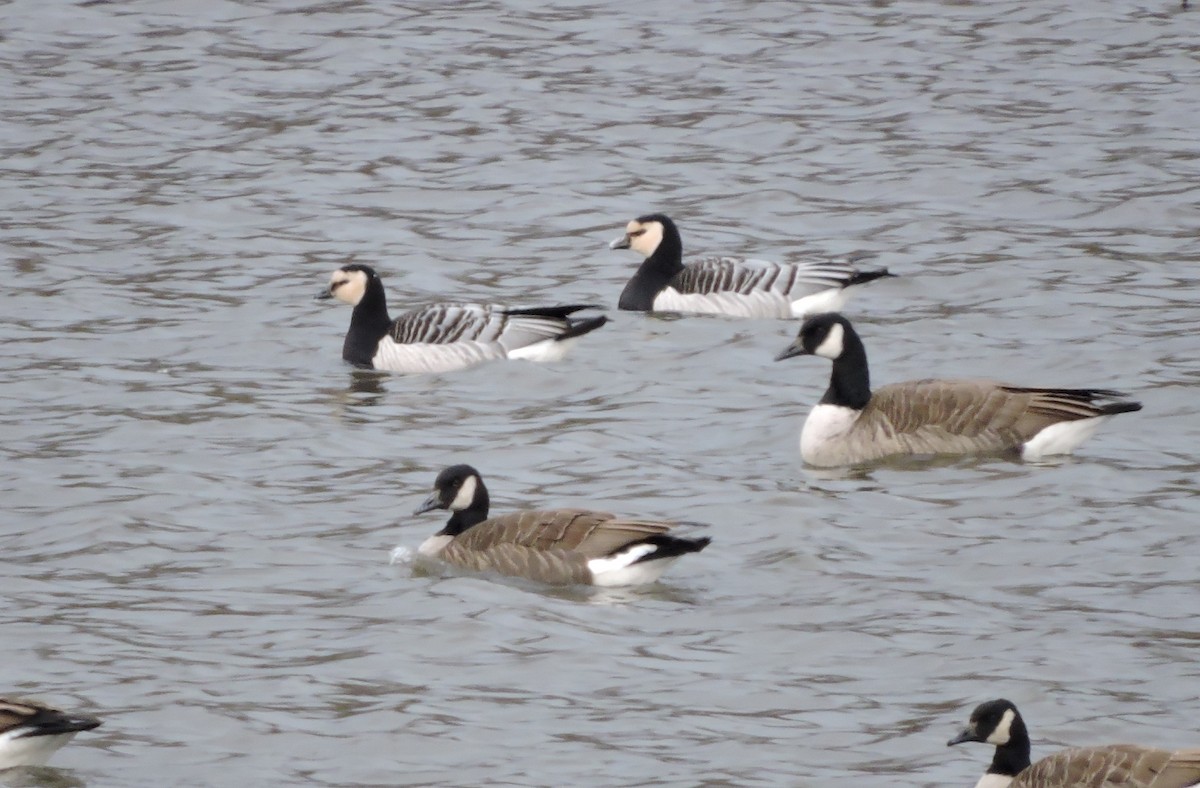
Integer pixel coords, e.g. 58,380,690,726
1099,400,1143,416
629,534,711,563
504,304,605,320
1002,386,1142,417
844,267,894,288
557,314,608,341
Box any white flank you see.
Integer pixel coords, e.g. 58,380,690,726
800,404,861,466
653,287,792,319
0,730,80,769
506,336,577,362
790,287,848,318
372,338,503,374
986,708,1015,745
417,534,453,557
812,322,845,359
973,773,1014,788
586,543,673,587
1022,415,1109,460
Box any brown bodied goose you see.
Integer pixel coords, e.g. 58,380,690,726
948,698,1200,788
610,213,892,319
0,698,101,769
774,313,1142,467
316,264,607,374
411,465,710,586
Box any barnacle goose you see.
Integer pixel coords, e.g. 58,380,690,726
774,313,1142,467
316,264,607,374
610,213,892,318
949,698,1200,788
411,465,710,587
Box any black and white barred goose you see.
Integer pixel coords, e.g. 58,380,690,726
316,265,607,374
610,213,892,319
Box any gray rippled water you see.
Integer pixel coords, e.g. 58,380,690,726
2,1,1198,786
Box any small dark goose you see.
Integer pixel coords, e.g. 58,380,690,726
775,313,1142,467
949,698,1200,788
316,264,607,373
0,698,101,769
412,465,710,587
610,213,892,318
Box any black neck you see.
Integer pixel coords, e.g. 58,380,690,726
342,277,393,367
438,488,490,537
618,226,685,311
988,738,1032,778
820,330,872,409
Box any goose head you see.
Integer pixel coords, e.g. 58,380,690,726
316,264,376,307
609,214,673,258
948,698,1025,747
775,312,856,362
414,464,487,516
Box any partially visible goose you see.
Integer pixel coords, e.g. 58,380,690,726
316,264,607,373
610,213,892,318
948,698,1200,788
411,465,711,586
0,698,101,769
774,313,1142,467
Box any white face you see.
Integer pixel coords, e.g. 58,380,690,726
449,474,478,511
985,708,1015,745
622,219,664,258
327,268,368,306
812,322,845,359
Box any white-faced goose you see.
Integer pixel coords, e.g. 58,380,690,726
774,313,1142,467
610,213,892,319
949,698,1200,788
411,465,710,587
0,698,101,769
316,264,607,374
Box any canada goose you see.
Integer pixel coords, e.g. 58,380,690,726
316,264,607,373
610,213,892,318
774,313,1142,467
948,698,1200,788
0,698,101,769
411,465,711,586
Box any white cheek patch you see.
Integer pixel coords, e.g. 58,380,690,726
450,475,478,511
631,220,664,257
986,708,1015,745
331,269,367,306
812,321,845,359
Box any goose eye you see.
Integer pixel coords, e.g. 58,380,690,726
630,229,646,237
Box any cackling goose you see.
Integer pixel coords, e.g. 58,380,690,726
316,264,607,373
412,465,711,587
948,698,1200,788
774,313,1142,467
0,698,101,769
610,213,892,318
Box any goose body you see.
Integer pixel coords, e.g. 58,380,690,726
610,213,892,319
317,265,607,373
774,313,1141,467
0,698,101,769
412,465,710,587
949,699,1200,788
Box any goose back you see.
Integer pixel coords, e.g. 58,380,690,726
429,510,677,586
1013,745,1200,787
802,380,1137,466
